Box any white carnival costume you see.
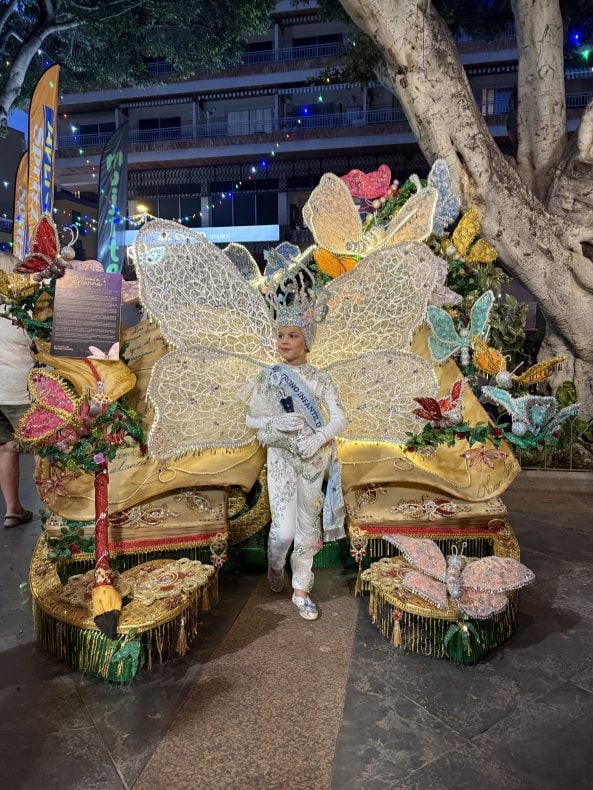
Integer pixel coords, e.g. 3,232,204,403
132,160,462,591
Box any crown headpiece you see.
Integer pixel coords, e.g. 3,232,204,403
263,265,325,350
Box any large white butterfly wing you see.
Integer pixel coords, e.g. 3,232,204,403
382,535,447,582
134,220,275,362
309,243,439,366
382,186,438,248
327,350,437,443
302,173,363,256
146,348,265,459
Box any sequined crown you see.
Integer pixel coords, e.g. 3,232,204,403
263,267,324,350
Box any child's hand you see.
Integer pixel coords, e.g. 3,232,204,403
274,414,305,432
296,432,327,458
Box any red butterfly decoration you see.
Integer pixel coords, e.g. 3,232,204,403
15,214,74,280
413,379,465,428
341,164,392,200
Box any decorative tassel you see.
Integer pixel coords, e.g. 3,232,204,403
176,616,188,656
354,564,363,596
391,610,402,646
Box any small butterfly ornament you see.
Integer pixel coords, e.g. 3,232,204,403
427,290,494,367
481,387,579,440
443,209,497,265
413,379,465,428
15,215,78,281
461,447,507,468
472,337,566,390
382,534,534,619
87,342,120,361
340,163,394,201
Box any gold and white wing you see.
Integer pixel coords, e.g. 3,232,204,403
302,173,363,256
326,350,437,443
382,186,437,247
147,349,265,459
134,220,275,362
309,243,438,366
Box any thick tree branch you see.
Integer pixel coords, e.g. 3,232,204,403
511,0,566,201
547,101,593,246
0,0,19,37
338,0,593,371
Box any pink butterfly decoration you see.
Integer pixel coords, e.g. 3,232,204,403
87,342,120,361
382,535,534,619
461,447,507,468
15,370,93,448
341,164,392,199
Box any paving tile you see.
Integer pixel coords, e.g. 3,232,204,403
332,677,467,789
1,724,124,790
398,743,533,790
473,682,593,788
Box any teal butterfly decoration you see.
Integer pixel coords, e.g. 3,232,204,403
482,386,579,445
426,290,494,366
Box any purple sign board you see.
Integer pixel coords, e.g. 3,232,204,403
50,270,122,358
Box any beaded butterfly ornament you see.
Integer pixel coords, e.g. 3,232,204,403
15,214,77,281
472,337,566,390
481,387,579,440
426,290,494,366
133,218,448,459
382,534,534,619
413,379,465,428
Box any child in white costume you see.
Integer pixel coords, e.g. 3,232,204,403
245,304,346,621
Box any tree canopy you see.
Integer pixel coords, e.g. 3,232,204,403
0,0,275,127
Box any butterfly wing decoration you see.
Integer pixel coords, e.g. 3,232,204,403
427,159,461,237
430,255,463,308
450,209,497,265
134,220,275,362
457,556,534,618
221,243,262,288
15,214,59,274
426,306,464,362
310,243,441,366
414,379,464,426
472,337,507,378
513,357,567,387
382,535,447,581
0,269,37,301
15,369,85,448
481,386,579,438
313,247,359,279
87,342,120,361
341,163,392,199
146,348,266,457
326,350,437,443
461,447,507,468
469,290,495,340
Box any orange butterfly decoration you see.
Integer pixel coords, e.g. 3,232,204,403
472,337,565,390
313,247,359,279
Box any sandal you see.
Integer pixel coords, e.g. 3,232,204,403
4,509,33,529
292,593,318,621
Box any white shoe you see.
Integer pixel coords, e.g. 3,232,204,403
292,593,318,620
267,566,285,593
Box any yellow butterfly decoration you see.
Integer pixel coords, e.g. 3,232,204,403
0,269,37,302
472,336,566,390
442,209,497,266
302,172,437,258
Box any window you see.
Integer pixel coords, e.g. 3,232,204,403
138,117,181,140
180,197,202,227
227,108,273,135
234,193,256,225
78,121,115,140
480,89,496,116
257,193,278,224
158,197,179,220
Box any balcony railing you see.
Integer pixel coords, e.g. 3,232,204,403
57,92,593,151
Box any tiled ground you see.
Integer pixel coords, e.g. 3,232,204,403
1,456,592,789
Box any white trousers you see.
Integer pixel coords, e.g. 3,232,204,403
266,446,327,592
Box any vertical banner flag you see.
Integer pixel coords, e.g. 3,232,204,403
97,122,129,273
27,64,60,252
12,151,28,260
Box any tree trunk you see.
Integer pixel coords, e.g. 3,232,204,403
339,0,593,416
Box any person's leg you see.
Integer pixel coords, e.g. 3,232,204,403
0,405,32,527
290,467,324,606
266,450,298,589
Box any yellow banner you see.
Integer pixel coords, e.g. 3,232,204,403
27,64,60,250
12,151,28,260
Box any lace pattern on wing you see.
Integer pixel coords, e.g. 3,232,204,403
147,349,264,458
134,220,275,362
326,350,437,443
309,243,438,366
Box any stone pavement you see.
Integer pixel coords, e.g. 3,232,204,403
1,455,592,789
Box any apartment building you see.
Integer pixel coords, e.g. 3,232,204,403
53,1,593,259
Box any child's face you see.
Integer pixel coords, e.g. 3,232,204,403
277,326,307,365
